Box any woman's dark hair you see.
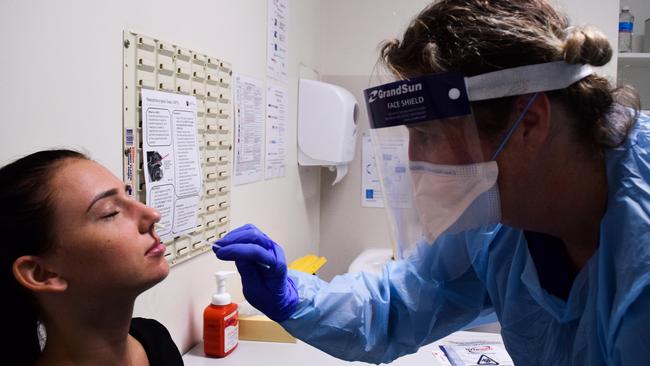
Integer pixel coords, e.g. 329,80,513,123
0,149,88,365
380,0,640,151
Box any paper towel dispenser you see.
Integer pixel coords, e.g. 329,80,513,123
298,79,358,184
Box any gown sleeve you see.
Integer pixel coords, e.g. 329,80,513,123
280,234,496,364
610,285,650,365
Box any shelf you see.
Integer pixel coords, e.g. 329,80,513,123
618,53,650,68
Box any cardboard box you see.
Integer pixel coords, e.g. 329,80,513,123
239,315,296,343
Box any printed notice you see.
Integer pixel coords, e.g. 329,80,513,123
377,134,411,209
362,132,384,208
141,89,202,242
233,74,265,185
267,0,288,81
265,85,288,179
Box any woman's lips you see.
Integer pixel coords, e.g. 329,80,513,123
146,241,166,256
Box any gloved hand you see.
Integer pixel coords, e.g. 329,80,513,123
213,224,298,322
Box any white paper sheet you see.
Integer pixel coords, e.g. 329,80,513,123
362,131,384,207
233,74,265,185
265,85,288,179
440,341,514,366
267,0,288,81
141,89,201,242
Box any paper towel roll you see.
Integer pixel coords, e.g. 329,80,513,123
332,164,349,185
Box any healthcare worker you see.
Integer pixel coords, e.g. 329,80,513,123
215,0,649,364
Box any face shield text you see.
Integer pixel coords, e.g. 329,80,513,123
387,96,425,110
368,83,423,103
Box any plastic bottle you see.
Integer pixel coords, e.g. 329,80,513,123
203,271,239,357
618,6,634,53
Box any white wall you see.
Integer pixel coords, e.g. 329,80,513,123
316,0,620,280
315,1,431,279
0,0,322,353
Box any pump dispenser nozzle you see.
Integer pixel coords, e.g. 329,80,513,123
212,271,235,306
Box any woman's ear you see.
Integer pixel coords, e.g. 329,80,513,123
516,92,552,153
12,256,67,293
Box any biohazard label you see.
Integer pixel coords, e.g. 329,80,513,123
478,354,499,365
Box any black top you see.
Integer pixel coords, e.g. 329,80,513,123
524,230,578,301
129,318,183,366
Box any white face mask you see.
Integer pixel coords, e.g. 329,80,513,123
408,92,541,244
410,161,501,243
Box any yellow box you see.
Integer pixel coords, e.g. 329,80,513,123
288,254,327,275
239,315,296,343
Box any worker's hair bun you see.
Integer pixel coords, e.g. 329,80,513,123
563,25,612,66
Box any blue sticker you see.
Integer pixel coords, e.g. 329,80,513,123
366,189,374,199
364,72,471,129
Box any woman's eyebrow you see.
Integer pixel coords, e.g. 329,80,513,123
86,188,119,213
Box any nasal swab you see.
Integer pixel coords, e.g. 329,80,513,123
154,223,270,269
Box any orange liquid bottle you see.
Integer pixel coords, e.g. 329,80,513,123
204,271,239,357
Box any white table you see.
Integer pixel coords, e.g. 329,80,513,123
183,331,505,365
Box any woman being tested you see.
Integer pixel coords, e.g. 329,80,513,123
1,150,182,365
215,0,649,365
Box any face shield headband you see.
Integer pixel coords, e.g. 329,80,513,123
364,61,594,131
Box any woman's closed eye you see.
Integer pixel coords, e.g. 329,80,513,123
100,211,120,220
94,201,121,220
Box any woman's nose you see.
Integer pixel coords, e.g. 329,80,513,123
136,201,161,233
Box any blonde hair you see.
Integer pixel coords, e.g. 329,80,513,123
380,0,639,149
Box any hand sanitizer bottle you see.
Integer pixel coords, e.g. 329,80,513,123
203,271,239,357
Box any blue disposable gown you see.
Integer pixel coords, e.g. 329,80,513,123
280,112,650,365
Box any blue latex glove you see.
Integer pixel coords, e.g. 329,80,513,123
213,224,298,322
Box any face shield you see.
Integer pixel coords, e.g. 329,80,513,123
365,61,593,259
